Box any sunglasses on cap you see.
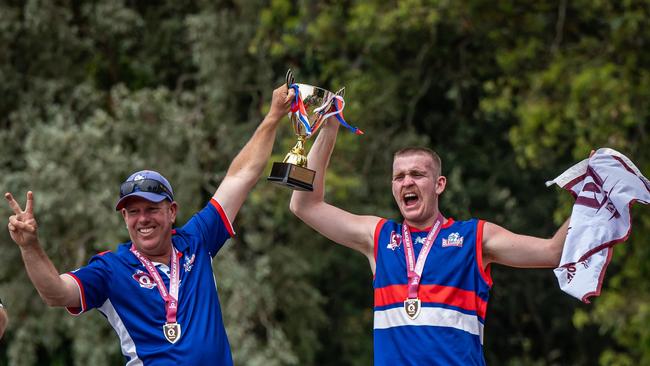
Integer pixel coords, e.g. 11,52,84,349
119,179,174,200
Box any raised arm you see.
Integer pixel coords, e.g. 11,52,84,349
482,150,598,269
213,84,294,221
5,192,80,307
290,119,381,272
0,306,6,339
482,218,569,268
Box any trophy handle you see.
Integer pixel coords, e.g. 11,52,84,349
286,69,301,135
310,86,345,134
286,69,295,87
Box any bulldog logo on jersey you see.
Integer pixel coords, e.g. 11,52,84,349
184,254,195,273
442,232,464,248
387,231,402,251
132,270,157,289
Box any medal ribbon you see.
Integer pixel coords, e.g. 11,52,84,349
130,245,180,325
289,84,312,136
402,214,444,299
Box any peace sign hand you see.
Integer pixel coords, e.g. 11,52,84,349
5,191,39,248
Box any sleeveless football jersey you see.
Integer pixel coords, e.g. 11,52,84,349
373,218,492,366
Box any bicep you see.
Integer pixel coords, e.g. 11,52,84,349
483,222,561,268
295,201,381,259
212,175,253,224
63,257,113,311
59,273,82,308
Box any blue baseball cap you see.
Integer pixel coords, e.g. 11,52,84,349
115,170,175,210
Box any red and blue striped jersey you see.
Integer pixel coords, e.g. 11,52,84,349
373,218,492,366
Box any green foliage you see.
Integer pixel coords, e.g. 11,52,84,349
1,0,648,365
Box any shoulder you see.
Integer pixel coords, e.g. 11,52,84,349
375,218,399,235
447,217,480,226
440,218,483,234
481,221,505,240
88,242,131,265
182,200,232,229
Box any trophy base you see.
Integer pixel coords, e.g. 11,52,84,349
267,162,315,191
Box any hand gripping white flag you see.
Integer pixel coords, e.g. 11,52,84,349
546,148,650,303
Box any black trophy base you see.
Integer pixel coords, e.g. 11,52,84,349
267,162,315,191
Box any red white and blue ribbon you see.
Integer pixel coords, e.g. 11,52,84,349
290,84,312,135
290,84,364,136
315,95,364,135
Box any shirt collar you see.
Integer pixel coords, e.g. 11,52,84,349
118,231,188,265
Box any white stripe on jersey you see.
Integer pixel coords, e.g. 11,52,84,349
98,299,143,366
374,306,484,344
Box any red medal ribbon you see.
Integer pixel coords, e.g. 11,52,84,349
402,214,444,299
130,245,180,325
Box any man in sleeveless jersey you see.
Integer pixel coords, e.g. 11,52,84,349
290,120,570,366
5,84,295,365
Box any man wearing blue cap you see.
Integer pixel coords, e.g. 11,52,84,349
5,84,294,365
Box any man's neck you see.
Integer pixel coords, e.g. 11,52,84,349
138,245,173,264
405,212,446,231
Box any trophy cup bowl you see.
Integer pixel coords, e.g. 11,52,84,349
268,78,343,191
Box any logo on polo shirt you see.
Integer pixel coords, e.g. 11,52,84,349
414,236,426,245
442,232,464,247
184,254,195,273
132,270,157,289
387,231,402,251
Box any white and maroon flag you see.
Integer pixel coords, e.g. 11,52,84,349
546,148,650,303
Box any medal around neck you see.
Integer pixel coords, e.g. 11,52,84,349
404,298,421,320
267,69,362,191
163,322,181,344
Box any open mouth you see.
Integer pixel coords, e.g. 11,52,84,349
138,227,155,235
403,193,419,207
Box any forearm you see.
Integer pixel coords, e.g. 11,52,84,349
290,121,340,213
0,308,6,338
212,109,286,221
19,243,73,306
548,218,571,265
225,114,282,187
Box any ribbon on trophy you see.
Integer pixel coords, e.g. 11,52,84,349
289,83,364,136
289,84,313,136
315,94,364,135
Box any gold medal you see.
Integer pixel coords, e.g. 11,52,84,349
163,322,181,344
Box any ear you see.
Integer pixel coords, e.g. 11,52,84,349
169,201,178,223
121,208,128,222
435,175,447,195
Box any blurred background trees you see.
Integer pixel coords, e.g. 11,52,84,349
0,0,647,365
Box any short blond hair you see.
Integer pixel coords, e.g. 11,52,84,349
393,147,442,177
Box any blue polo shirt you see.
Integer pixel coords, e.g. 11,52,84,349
66,199,235,365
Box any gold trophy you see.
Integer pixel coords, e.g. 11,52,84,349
268,70,347,191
